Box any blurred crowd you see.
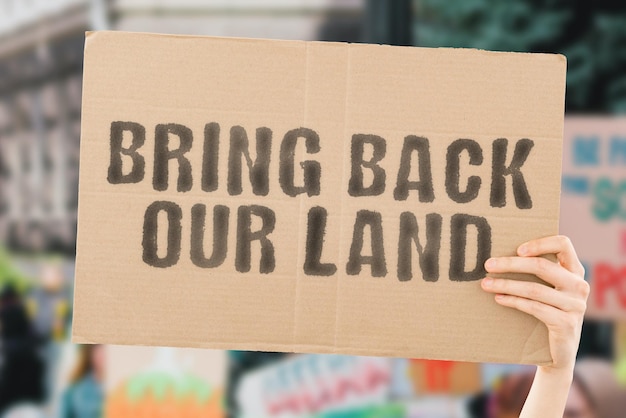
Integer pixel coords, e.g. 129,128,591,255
0,263,103,418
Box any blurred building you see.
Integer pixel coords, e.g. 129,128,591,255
0,1,89,255
112,0,363,41
0,0,364,255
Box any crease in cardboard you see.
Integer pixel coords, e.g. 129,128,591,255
332,43,352,352
520,321,552,365
292,41,310,347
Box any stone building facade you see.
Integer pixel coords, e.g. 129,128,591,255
0,0,363,254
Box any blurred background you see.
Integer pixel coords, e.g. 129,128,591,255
0,1,624,417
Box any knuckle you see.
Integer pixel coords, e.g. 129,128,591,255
508,296,520,309
527,283,543,300
563,315,578,333
533,257,549,275
577,263,586,279
499,279,513,293
528,300,544,316
573,299,587,314
576,280,591,298
557,235,572,249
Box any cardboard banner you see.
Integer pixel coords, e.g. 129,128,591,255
560,118,626,320
73,31,566,364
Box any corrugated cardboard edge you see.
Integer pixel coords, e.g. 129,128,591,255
82,30,568,61
72,337,552,366
70,31,95,347
542,52,567,367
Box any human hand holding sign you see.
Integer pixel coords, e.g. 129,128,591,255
481,235,589,417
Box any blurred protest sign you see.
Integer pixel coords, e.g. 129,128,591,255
237,354,391,418
73,31,566,364
105,346,226,418
391,359,480,396
560,118,626,320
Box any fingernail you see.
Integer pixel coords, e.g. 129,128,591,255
495,294,505,301
482,278,493,287
518,244,528,256
485,258,496,269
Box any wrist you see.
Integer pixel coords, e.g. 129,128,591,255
537,363,575,382
520,363,575,418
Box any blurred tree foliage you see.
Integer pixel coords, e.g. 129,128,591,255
0,247,31,292
414,0,626,113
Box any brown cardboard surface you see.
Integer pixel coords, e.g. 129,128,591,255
73,31,566,364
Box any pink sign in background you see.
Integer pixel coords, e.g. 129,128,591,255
560,117,626,320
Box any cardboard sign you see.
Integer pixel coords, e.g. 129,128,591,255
560,118,626,320
73,31,566,364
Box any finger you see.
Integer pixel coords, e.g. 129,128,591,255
517,235,585,277
493,294,568,328
485,257,591,299
482,278,586,313
485,256,570,289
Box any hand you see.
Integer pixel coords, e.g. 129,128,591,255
481,235,589,373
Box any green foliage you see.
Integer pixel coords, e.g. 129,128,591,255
315,404,405,418
0,246,32,292
617,354,626,386
126,371,213,404
415,0,570,51
414,0,626,113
